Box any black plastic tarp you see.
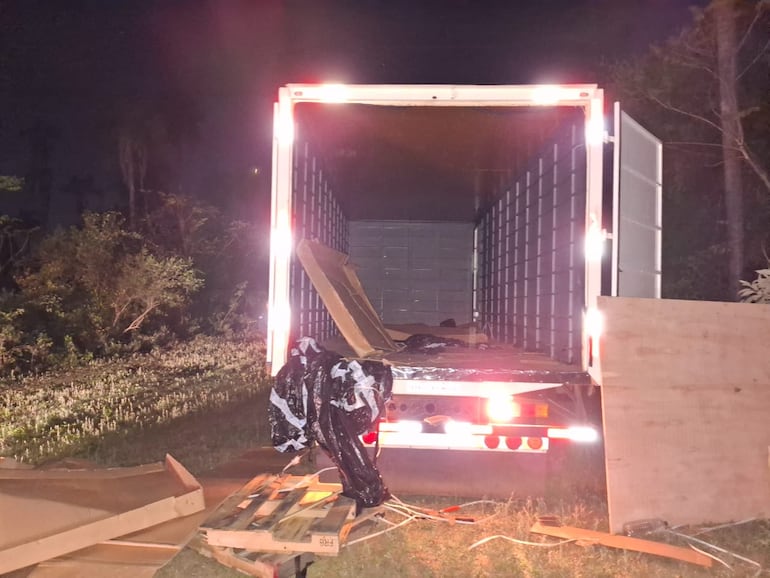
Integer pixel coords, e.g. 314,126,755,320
269,337,393,509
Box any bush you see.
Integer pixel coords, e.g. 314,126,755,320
140,192,267,336
14,211,202,356
0,292,53,375
739,266,770,303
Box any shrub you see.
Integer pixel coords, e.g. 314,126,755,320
739,266,770,303
141,192,267,335
0,292,53,375
14,211,203,355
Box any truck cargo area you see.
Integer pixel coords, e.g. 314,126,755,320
272,90,603,381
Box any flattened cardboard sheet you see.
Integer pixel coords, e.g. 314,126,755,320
296,238,397,357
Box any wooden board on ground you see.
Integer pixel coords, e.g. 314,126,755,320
296,238,398,357
530,520,713,567
201,473,357,556
28,541,182,578
0,454,205,575
25,477,243,578
598,296,770,533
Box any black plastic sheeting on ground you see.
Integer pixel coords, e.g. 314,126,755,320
269,337,393,509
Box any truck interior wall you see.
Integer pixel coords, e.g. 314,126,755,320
477,121,586,365
348,221,475,326
290,140,348,342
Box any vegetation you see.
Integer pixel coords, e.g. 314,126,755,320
0,334,270,472
739,264,770,304
611,0,770,300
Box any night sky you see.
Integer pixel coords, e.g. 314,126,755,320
1,0,705,225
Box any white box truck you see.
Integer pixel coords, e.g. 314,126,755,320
266,84,661,454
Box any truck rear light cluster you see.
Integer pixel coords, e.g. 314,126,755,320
484,435,546,452
364,421,598,451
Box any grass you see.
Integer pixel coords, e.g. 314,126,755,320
2,336,769,577
0,334,271,473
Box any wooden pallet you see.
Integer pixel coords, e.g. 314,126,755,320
201,473,357,555
192,472,382,577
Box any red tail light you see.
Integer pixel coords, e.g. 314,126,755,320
505,436,522,450
484,435,500,449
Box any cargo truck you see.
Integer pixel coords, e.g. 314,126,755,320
266,84,662,455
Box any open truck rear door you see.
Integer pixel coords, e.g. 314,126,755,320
611,102,663,298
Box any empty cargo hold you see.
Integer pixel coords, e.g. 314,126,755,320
287,100,588,366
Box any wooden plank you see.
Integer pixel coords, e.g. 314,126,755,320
310,496,356,535
598,297,770,533
29,541,181,578
200,474,276,529
224,486,276,531
530,521,713,567
0,455,204,574
296,238,397,357
254,487,308,531
189,533,314,578
0,461,166,480
204,526,344,555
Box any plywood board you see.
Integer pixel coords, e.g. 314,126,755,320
0,454,204,574
26,477,242,578
598,297,770,533
296,238,397,356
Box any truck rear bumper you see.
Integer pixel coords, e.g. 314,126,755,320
365,423,599,453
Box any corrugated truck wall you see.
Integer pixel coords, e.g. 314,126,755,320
290,140,349,342
349,221,475,326
477,120,586,364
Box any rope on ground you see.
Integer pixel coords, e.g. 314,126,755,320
469,534,576,550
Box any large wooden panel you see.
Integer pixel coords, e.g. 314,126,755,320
296,238,397,357
599,297,770,533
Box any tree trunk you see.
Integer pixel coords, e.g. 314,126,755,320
714,0,745,298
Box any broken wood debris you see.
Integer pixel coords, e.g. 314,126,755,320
530,518,714,568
